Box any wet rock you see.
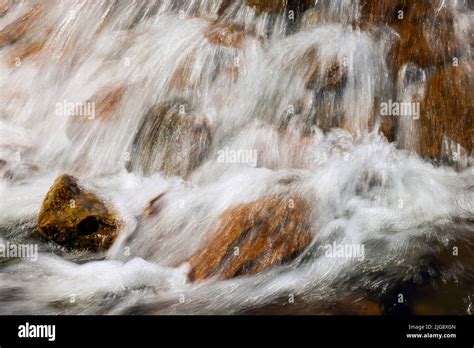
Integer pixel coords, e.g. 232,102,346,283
36,175,119,252
7,40,47,67
168,52,197,92
275,45,349,134
127,99,211,177
245,0,313,15
188,195,313,281
245,0,285,13
360,0,431,26
0,0,14,17
301,45,347,93
0,5,43,47
360,1,461,73
378,115,397,143
301,8,322,28
203,21,246,49
417,62,473,159
91,85,127,120
169,23,247,93
63,85,127,142
301,1,358,28
305,59,347,92
143,191,167,217
367,98,397,142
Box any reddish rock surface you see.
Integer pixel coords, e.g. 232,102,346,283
360,0,461,73
188,195,313,281
417,62,473,158
203,21,246,49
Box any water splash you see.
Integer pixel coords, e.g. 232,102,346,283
0,0,472,314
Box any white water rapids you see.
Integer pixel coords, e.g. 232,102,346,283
0,0,473,314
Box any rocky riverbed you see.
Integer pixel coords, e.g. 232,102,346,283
0,0,472,315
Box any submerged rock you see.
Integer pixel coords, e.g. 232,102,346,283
188,195,313,281
127,99,211,177
0,0,13,17
0,160,39,181
0,5,43,47
36,175,119,252
7,39,46,67
91,85,128,120
305,57,347,92
203,21,247,49
170,21,252,92
168,52,197,92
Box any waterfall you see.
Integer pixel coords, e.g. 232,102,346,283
0,0,472,315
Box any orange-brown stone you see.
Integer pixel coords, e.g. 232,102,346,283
203,21,246,49
417,62,473,158
188,195,313,281
360,0,461,73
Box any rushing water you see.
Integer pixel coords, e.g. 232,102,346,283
0,0,473,314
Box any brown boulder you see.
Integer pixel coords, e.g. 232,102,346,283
127,99,211,177
360,0,461,73
36,174,119,252
417,62,473,158
188,195,313,281
203,21,246,49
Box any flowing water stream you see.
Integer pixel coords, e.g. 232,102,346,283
0,0,473,314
